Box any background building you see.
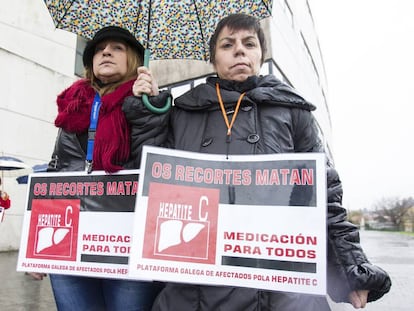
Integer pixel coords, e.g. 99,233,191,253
0,0,330,250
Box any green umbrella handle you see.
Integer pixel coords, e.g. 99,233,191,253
142,49,171,114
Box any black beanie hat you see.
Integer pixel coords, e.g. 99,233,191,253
82,26,145,68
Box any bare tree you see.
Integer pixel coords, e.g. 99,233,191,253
374,196,414,229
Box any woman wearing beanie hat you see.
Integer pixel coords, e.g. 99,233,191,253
46,25,170,310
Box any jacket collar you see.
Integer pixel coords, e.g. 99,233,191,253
207,75,261,93
175,75,316,112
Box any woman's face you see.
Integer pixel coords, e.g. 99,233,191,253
92,40,128,84
213,26,262,82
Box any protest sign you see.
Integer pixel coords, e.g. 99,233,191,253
129,146,327,295
16,170,146,280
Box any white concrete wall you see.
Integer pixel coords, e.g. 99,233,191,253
0,0,77,250
267,0,332,146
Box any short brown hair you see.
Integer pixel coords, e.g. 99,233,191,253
209,13,266,65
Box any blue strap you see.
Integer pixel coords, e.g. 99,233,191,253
85,93,101,173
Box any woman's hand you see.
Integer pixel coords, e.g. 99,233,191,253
349,290,369,308
132,66,159,97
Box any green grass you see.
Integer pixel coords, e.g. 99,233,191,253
398,231,414,237
365,228,414,236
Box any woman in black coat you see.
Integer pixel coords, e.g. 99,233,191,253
147,13,391,311
47,26,169,311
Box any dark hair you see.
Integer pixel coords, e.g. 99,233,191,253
209,13,266,65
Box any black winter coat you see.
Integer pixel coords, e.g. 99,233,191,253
48,92,170,172
151,75,391,311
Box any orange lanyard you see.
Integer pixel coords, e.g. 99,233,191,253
216,83,245,136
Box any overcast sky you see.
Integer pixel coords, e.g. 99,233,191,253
308,0,414,210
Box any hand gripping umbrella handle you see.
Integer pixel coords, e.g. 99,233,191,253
142,49,172,114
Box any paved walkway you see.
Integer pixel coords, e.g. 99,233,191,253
0,230,412,310
328,230,414,311
0,251,56,310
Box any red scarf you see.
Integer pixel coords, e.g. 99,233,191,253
55,79,134,172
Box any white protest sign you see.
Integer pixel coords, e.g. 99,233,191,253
16,170,148,280
129,146,327,295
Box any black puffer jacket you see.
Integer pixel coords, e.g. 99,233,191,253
48,92,170,172
152,75,391,311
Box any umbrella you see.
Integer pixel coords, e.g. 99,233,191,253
43,0,273,113
0,156,32,189
16,163,49,184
